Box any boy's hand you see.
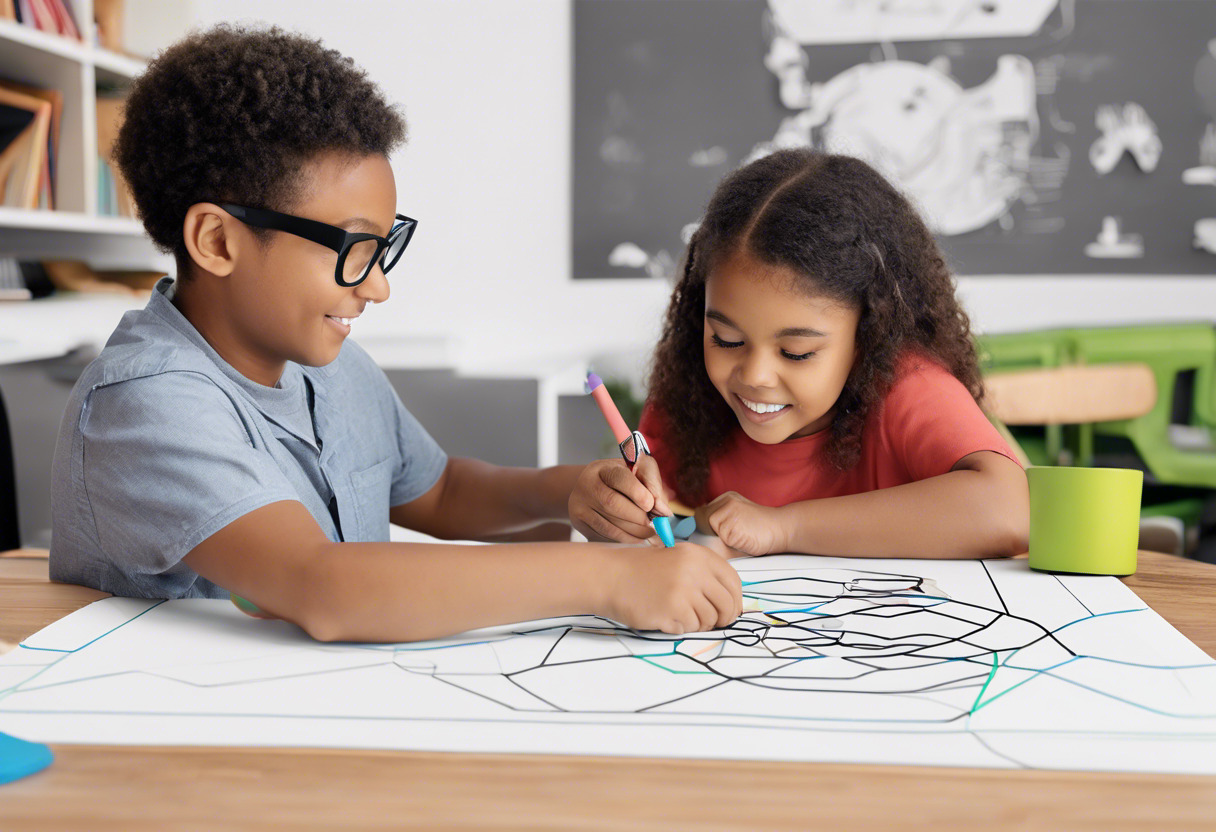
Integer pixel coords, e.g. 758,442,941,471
695,491,787,555
570,456,672,544
601,542,742,634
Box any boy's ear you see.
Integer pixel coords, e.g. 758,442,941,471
182,203,239,278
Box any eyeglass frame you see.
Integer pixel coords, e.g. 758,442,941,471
220,203,418,287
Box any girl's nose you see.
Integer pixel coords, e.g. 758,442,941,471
737,348,777,389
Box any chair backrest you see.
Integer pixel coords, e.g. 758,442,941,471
984,363,1158,426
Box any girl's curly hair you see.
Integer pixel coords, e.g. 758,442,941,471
113,24,407,277
649,149,983,504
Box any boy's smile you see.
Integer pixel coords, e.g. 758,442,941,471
703,248,860,444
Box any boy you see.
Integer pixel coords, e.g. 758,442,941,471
50,25,739,641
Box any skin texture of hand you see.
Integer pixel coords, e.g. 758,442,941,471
569,455,672,544
695,491,787,555
601,541,743,634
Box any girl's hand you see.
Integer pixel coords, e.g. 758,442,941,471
600,542,742,633
695,491,788,555
569,456,672,544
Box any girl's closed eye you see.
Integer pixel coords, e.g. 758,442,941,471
710,333,743,349
782,349,814,361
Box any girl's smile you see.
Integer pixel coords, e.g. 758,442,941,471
703,248,861,444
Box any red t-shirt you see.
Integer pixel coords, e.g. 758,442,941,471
639,353,1020,508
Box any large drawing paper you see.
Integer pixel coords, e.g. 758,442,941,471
3,556,1215,772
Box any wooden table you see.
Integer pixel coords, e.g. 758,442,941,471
2,552,1215,831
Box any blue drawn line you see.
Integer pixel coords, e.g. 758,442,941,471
1,601,166,702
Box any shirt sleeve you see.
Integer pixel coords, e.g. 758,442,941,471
387,389,448,506
881,360,1022,482
79,371,301,577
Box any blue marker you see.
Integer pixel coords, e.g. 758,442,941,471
586,372,675,547
0,731,52,785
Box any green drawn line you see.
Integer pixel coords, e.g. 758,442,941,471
973,657,1082,714
636,656,714,675
969,651,999,714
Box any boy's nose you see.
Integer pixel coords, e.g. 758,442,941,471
357,263,391,304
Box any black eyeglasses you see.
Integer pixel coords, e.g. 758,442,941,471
221,203,418,287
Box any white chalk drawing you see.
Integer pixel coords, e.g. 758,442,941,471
608,243,674,279
748,42,1041,236
689,146,729,167
1182,124,1216,186
1194,219,1216,254
768,0,1060,44
1089,103,1162,175
1084,215,1143,259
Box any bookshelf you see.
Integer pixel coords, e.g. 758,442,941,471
0,1,176,267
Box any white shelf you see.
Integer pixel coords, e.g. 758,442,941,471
0,15,146,80
0,17,85,63
0,207,145,234
91,47,146,82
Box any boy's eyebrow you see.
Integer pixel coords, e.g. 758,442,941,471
339,216,386,235
706,309,828,338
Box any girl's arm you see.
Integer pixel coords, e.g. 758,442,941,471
390,458,583,541
702,451,1028,559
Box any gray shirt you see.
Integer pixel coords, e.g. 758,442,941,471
49,278,447,599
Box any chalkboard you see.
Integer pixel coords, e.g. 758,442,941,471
572,0,1216,278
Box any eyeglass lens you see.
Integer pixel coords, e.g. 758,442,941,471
342,238,382,284
381,222,411,273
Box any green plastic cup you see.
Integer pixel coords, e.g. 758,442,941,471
1027,466,1143,576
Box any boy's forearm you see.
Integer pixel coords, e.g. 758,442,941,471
776,469,1028,559
300,539,614,642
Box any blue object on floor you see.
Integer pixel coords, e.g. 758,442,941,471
0,731,52,784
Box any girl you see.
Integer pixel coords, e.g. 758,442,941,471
570,149,1028,559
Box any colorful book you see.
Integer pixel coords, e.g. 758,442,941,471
0,87,50,208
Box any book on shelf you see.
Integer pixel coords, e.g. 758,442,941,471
96,93,134,217
93,0,122,53
0,85,51,209
0,80,61,208
6,0,82,41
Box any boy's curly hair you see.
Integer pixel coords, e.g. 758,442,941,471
650,149,983,504
113,24,407,276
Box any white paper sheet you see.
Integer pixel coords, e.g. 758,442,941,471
3,556,1215,772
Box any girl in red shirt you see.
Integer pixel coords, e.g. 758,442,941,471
569,149,1027,559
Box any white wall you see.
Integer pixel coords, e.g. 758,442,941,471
182,0,1216,378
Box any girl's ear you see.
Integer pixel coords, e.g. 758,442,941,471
182,203,239,278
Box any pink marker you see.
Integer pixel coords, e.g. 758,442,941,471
585,372,675,547
587,372,632,446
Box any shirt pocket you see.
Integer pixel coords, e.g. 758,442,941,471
349,457,395,542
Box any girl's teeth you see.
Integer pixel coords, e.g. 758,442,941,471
741,398,788,414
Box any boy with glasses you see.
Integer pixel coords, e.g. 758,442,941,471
49,25,740,641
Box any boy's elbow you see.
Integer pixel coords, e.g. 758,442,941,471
288,545,361,643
